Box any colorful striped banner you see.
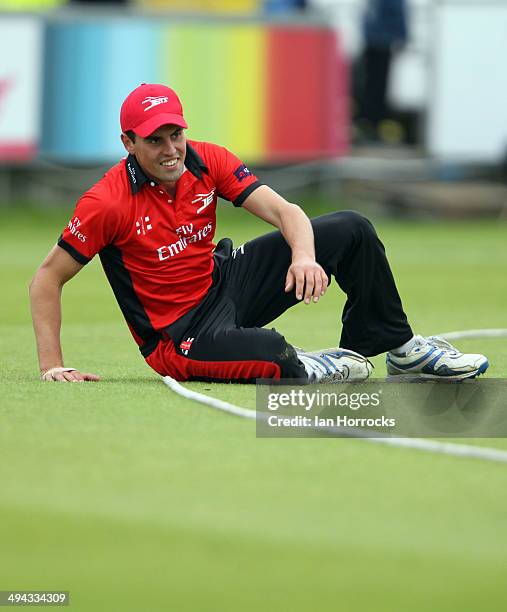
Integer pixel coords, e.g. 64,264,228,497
41,20,348,164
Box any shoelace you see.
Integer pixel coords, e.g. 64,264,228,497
297,346,372,365
418,335,460,356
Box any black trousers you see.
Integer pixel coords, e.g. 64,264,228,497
165,211,413,382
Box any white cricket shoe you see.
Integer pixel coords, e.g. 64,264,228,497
386,335,489,380
297,348,373,383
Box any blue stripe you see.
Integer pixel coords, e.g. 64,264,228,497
41,23,77,156
102,21,161,159
74,24,109,160
307,355,333,376
390,347,440,371
41,21,161,162
319,354,337,375
420,352,444,374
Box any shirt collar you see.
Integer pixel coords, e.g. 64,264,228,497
184,142,208,179
125,143,208,195
125,154,150,195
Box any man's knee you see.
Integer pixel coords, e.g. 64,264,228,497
245,328,304,378
327,210,377,238
312,211,379,265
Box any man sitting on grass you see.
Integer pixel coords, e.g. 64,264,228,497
30,84,489,383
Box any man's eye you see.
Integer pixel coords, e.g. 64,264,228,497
148,138,159,144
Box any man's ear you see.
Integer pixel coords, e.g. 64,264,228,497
121,132,135,154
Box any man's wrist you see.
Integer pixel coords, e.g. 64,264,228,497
291,251,315,263
40,365,63,375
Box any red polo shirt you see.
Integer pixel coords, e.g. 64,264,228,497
58,141,261,356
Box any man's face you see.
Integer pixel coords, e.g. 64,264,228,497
121,124,187,188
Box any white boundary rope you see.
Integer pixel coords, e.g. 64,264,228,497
439,328,507,341
163,375,256,420
162,328,507,464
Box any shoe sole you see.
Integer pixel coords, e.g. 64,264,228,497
386,359,489,382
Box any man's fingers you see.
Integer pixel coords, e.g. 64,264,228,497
295,272,306,301
286,263,330,303
287,263,328,302
52,372,68,382
303,275,315,304
40,367,100,382
54,372,99,382
65,371,86,382
82,373,101,381
62,371,80,382
284,271,294,293
313,274,323,302
321,270,329,295
69,372,86,382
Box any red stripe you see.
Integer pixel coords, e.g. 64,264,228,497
0,143,37,161
146,338,282,382
267,28,348,161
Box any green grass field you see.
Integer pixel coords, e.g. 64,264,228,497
1,204,507,611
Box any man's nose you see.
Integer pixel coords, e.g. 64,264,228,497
162,138,177,156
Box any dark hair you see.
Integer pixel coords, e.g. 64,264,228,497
125,130,136,143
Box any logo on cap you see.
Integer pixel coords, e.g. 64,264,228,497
142,96,169,112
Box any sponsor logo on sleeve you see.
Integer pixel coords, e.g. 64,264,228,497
233,164,252,182
67,217,87,242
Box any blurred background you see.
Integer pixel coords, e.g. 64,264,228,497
1,0,506,216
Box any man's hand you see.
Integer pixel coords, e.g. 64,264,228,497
41,367,100,382
285,257,329,304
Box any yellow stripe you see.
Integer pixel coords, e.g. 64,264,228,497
165,25,231,145
226,25,266,163
1,0,64,7
160,23,266,163
140,0,259,12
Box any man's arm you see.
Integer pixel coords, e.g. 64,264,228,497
29,245,100,382
242,185,328,304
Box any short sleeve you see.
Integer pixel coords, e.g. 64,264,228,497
58,192,122,265
203,144,262,207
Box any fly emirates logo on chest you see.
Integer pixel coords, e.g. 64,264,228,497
156,222,214,261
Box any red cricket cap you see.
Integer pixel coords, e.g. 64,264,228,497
120,83,188,138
